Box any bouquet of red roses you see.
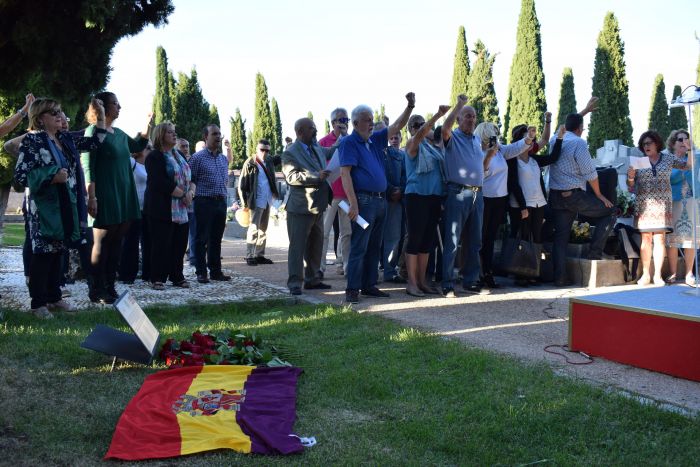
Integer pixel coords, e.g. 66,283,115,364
159,330,290,369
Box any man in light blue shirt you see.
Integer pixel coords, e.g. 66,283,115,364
439,95,489,297
548,112,615,286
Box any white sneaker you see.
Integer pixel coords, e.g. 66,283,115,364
47,300,75,312
686,275,697,286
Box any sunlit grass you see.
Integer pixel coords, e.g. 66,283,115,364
0,299,699,465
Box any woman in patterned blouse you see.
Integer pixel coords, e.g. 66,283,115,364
144,123,195,290
626,130,693,286
13,98,106,318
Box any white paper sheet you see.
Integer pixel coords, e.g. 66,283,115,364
629,156,652,170
338,200,369,229
326,149,341,184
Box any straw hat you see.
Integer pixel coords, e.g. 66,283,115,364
235,208,250,227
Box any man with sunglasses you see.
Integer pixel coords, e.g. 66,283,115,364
319,108,351,277
238,139,279,265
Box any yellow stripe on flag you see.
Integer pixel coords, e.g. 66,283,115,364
176,365,255,455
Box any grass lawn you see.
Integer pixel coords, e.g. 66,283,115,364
1,300,699,465
0,222,24,247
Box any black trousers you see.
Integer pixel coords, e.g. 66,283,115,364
119,213,151,282
149,217,189,284
92,222,131,283
193,197,227,276
509,205,546,243
29,251,63,309
480,195,508,276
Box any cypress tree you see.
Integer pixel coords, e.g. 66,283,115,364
556,68,577,127
374,104,386,123
648,74,670,141
450,26,470,108
172,68,210,147
324,119,330,135
229,108,247,168
503,0,547,141
588,12,633,155
307,111,314,121
668,85,688,131
252,73,274,150
209,104,220,128
270,98,283,155
246,130,255,158
467,40,500,128
153,46,172,124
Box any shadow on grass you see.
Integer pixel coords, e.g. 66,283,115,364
1,299,700,465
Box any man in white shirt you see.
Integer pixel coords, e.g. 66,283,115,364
238,139,279,265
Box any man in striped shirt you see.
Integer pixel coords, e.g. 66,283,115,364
548,111,615,286
189,124,231,283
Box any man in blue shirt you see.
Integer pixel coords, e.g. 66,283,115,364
189,124,231,283
339,93,415,303
440,94,494,297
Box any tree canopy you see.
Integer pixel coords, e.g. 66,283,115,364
556,68,576,128
647,74,670,142
587,12,633,154
467,40,500,128
503,0,547,141
668,85,688,132
450,26,470,108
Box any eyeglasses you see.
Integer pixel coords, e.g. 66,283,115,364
676,136,688,142
44,109,61,117
334,117,350,124
642,141,655,147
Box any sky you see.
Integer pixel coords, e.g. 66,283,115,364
108,0,699,146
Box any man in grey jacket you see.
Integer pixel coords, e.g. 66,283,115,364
282,118,336,295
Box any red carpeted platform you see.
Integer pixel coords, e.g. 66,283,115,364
569,286,700,382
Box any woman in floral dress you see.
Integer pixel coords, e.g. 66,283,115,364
14,97,106,318
626,130,693,286
664,129,699,286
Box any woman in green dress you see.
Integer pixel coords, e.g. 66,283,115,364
81,91,153,304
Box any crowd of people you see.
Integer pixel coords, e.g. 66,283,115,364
4,89,699,316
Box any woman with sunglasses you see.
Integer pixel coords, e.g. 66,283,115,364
403,107,450,297
14,97,106,318
664,129,699,285
81,91,153,304
627,130,693,286
144,122,194,290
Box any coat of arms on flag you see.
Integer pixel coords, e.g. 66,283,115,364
105,365,305,460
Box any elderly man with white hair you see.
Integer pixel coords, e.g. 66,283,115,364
339,93,415,304
439,95,531,298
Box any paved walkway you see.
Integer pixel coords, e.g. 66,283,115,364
2,218,699,415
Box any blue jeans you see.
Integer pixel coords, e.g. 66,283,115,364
441,186,484,289
549,189,615,281
346,193,386,291
382,200,403,280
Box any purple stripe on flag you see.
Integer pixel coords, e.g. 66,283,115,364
236,366,305,455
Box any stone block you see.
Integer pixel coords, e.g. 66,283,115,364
566,258,628,288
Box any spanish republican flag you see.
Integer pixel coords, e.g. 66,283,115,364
105,365,304,460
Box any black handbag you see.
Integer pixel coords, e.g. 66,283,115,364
502,232,541,278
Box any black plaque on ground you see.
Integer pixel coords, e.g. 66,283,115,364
80,291,161,365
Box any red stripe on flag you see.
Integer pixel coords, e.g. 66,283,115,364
105,366,204,460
